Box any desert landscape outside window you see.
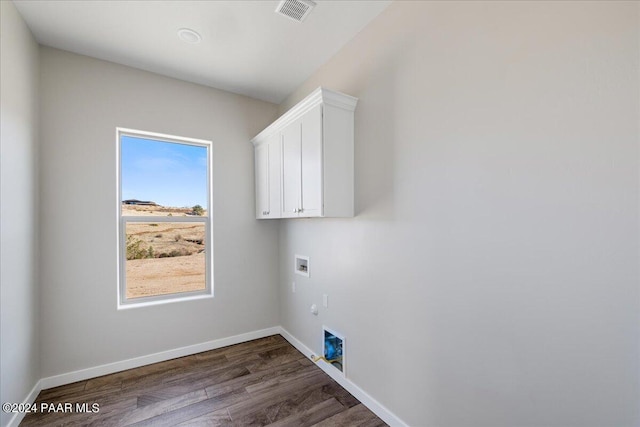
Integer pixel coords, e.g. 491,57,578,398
117,128,213,308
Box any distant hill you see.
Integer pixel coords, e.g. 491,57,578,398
122,199,158,206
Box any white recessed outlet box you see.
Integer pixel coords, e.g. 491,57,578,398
295,255,309,277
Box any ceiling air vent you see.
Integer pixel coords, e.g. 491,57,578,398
275,0,316,23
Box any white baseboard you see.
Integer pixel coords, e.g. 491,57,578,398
278,327,409,427
10,326,406,427
7,379,42,427
40,326,280,390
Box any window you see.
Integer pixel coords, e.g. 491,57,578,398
117,128,213,308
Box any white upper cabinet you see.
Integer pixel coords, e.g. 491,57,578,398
267,134,282,218
299,104,323,217
255,142,269,218
254,132,281,219
281,117,302,217
251,87,358,219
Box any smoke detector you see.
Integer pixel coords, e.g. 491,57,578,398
275,0,316,23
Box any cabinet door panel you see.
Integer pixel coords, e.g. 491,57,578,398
255,143,269,218
267,134,282,218
301,104,323,216
281,120,302,217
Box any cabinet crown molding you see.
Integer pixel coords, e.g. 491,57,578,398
251,87,358,147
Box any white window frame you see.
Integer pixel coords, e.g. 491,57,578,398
116,127,214,309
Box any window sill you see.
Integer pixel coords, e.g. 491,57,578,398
117,292,213,310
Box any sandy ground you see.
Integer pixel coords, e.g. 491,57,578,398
126,222,205,257
126,253,206,299
122,204,207,299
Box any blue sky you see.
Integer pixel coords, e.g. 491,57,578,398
121,136,208,208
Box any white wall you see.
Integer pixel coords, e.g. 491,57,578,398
0,2,41,426
278,2,639,426
38,47,280,377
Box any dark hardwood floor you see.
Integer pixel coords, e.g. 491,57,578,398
20,335,386,426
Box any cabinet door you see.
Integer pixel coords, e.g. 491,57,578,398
300,104,323,217
267,133,282,218
281,120,302,218
255,143,270,219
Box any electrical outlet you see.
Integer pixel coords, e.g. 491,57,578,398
292,282,296,293
323,294,328,308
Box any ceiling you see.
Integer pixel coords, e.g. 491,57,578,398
13,0,391,104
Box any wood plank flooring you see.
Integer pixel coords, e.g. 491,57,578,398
20,335,386,426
